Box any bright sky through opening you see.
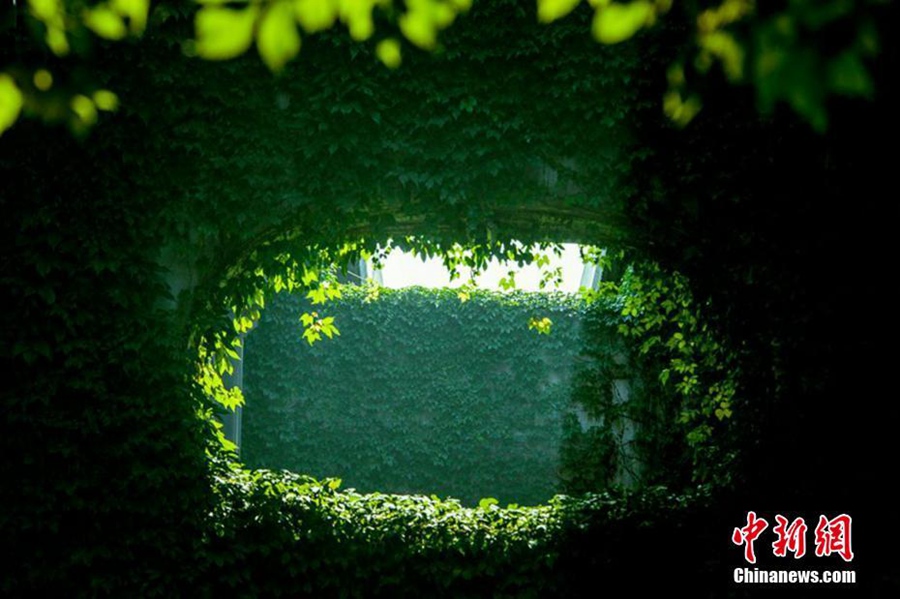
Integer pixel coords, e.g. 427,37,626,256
377,243,587,293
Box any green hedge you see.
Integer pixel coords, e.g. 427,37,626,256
243,286,633,505
203,462,716,597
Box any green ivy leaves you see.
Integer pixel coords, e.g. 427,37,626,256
195,6,261,61
591,2,655,45
581,256,739,485
192,0,471,72
0,75,23,136
300,311,341,344
528,316,553,334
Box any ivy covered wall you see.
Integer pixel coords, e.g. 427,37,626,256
243,286,649,505
3,0,896,593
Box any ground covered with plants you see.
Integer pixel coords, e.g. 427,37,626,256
2,0,897,596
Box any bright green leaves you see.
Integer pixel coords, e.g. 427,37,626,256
71,95,98,127
191,0,467,70
376,38,403,69
28,0,70,55
455,281,475,302
83,0,150,40
301,267,318,287
300,311,341,345
692,0,750,88
84,6,129,40
541,0,665,46
69,90,119,130
258,2,302,71
112,0,150,34
528,316,553,335
92,89,119,111
537,0,581,24
478,497,499,509
306,281,342,305
0,70,118,136
339,0,383,41
33,69,53,92
591,2,655,45
498,271,516,291
697,31,744,80
294,0,338,33
0,74,24,136
3,0,138,135
196,333,246,433
582,256,738,484
663,65,702,128
399,0,462,49
196,6,260,60
192,0,464,72
363,282,382,303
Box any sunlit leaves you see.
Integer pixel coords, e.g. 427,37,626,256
376,38,402,69
294,0,338,32
537,0,581,24
93,89,119,111
258,2,302,71
71,94,98,126
84,6,128,40
498,271,516,291
697,31,744,81
591,2,654,45
581,256,738,482
663,90,702,128
306,281,342,305
399,0,462,49
33,70,54,91
28,0,70,55
28,0,60,22
196,335,246,423
8,0,882,134
70,91,118,128
478,497,499,509
696,0,752,34
301,268,318,287
111,0,150,34
195,6,260,60
300,311,341,345
0,74,24,136
83,0,150,39
528,316,553,335
363,281,382,303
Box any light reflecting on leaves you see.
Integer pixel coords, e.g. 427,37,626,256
0,75,24,136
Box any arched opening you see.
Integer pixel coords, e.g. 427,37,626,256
192,218,736,505
232,242,650,505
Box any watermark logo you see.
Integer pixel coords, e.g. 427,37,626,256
772,515,807,559
733,512,853,563
731,512,855,585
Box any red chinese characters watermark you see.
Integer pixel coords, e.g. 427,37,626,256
814,514,854,562
772,515,807,558
733,512,853,563
732,511,769,564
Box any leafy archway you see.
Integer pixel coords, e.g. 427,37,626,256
3,0,895,594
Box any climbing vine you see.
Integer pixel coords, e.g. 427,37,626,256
1,0,886,135
580,253,739,485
